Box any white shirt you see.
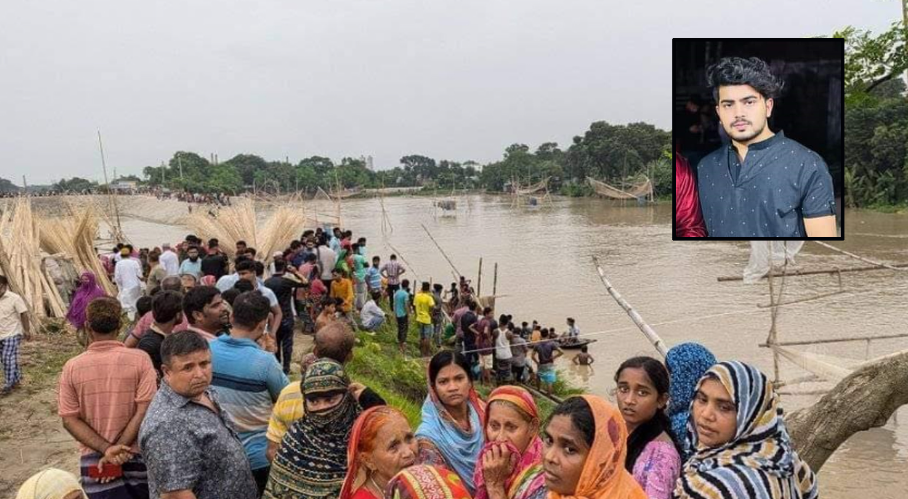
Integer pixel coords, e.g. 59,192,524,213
114,258,143,291
316,246,337,280
160,250,180,276
0,291,27,339
360,300,386,324
494,327,513,360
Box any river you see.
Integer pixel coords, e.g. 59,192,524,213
95,194,908,498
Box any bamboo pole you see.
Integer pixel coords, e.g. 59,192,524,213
757,289,847,309
813,240,908,271
477,257,483,297
420,224,462,278
760,332,908,348
717,262,908,281
591,255,668,357
492,262,498,296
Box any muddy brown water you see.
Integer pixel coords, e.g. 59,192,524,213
44,195,908,497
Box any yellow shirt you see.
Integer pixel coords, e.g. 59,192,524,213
266,381,305,443
330,278,354,312
413,292,436,325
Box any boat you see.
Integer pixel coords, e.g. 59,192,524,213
558,338,597,349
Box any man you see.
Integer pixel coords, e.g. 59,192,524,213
476,307,496,386
380,254,406,298
330,268,354,320
315,297,341,332
460,300,481,372
698,56,837,237
350,243,368,311
235,260,282,338
125,277,190,348
359,290,386,332
59,297,156,498
136,291,184,379
365,256,383,297
178,246,202,279
532,329,564,395
675,154,708,237
315,236,337,289
139,331,258,499
431,283,444,348
393,279,411,355
182,286,228,340
115,246,144,320
356,237,367,257
159,243,180,277
200,239,229,280
0,276,29,395
264,260,308,374
235,240,247,256
413,281,436,357
209,292,289,495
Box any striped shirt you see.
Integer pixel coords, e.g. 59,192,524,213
266,381,305,444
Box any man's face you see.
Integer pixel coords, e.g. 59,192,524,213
188,249,198,260
716,85,773,145
200,294,228,329
163,349,213,399
238,269,256,284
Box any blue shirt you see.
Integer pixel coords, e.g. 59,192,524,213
366,267,382,290
179,259,202,278
209,336,289,470
697,131,835,237
394,288,410,318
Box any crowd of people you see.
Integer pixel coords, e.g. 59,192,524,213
5,224,821,499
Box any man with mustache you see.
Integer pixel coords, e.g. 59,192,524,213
697,57,837,237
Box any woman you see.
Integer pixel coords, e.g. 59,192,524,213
473,386,546,499
664,343,716,460
385,464,471,499
675,361,818,499
180,272,198,293
542,395,646,499
16,468,86,499
65,271,106,333
416,350,486,495
340,406,418,499
613,357,681,499
199,274,217,287
674,154,707,237
264,358,363,499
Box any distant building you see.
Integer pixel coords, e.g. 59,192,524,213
360,155,375,171
111,180,137,191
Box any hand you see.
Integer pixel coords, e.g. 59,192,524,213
349,382,366,400
482,443,516,488
98,444,132,483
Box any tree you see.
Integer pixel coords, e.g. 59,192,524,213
54,177,98,192
830,23,908,98
0,177,19,193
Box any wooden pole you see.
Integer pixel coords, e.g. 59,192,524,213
717,262,908,281
813,240,908,271
420,223,461,278
477,257,483,297
492,262,498,296
97,130,122,241
760,332,908,348
592,256,668,357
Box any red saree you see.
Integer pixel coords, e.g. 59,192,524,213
675,155,707,237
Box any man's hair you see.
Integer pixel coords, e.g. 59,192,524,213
183,286,220,325
161,275,183,292
421,281,430,292
86,297,122,335
162,330,209,366
254,261,265,277
401,279,409,289
246,247,258,257
231,291,271,329
273,260,286,273
148,252,160,263
236,240,247,247
136,295,153,318
0,275,8,287
234,279,254,293
314,322,355,363
221,288,241,306
208,238,219,247
706,56,784,102
152,290,184,324
236,260,256,273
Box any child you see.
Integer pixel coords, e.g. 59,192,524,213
330,268,354,318
572,345,595,366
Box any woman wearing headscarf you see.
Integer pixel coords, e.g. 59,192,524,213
542,395,646,499
664,342,716,460
385,465,472,499
340,406,418,499
264,358,363,499
675,361,818,499
16,468,86,499
472,386,546,499
199,275,217,287
674,154,707,237
65,271,106,332
416,350,486,495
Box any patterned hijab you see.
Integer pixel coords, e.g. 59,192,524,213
665,342,716,459
415,360,486,495
473,386,545,499
65,271,106,329
386,465,472,499
548,395,646,499
264,359,361,499
675,361,819,499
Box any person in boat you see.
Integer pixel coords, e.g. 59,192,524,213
664,343,716,460
415,350,486,495
472,386,547,499
560,318,580,344
385,465,472,499
542,395,646,499
339,406,418,499
674,154,707,238
614,357,681,499
675,361,818,499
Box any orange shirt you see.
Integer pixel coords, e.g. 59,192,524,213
58,340,157,455
330,278,354,312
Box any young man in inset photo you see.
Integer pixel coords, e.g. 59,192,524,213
697,56,837,237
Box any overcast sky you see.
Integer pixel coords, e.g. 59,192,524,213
0,1,900,184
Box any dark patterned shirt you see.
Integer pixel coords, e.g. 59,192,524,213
696,131,836,237
139,381,257,499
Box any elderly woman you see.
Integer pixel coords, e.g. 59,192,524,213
264,358,363,499
340,406,418,499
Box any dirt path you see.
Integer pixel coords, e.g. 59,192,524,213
0,330,314,497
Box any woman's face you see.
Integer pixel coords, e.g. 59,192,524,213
542,414,589,495
615,367,667,433
305,391,345,413
181,275,196,290
692,377,737,448
486,401,538,454
362,413,418,484
80,274,90,285
433,364,471,409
